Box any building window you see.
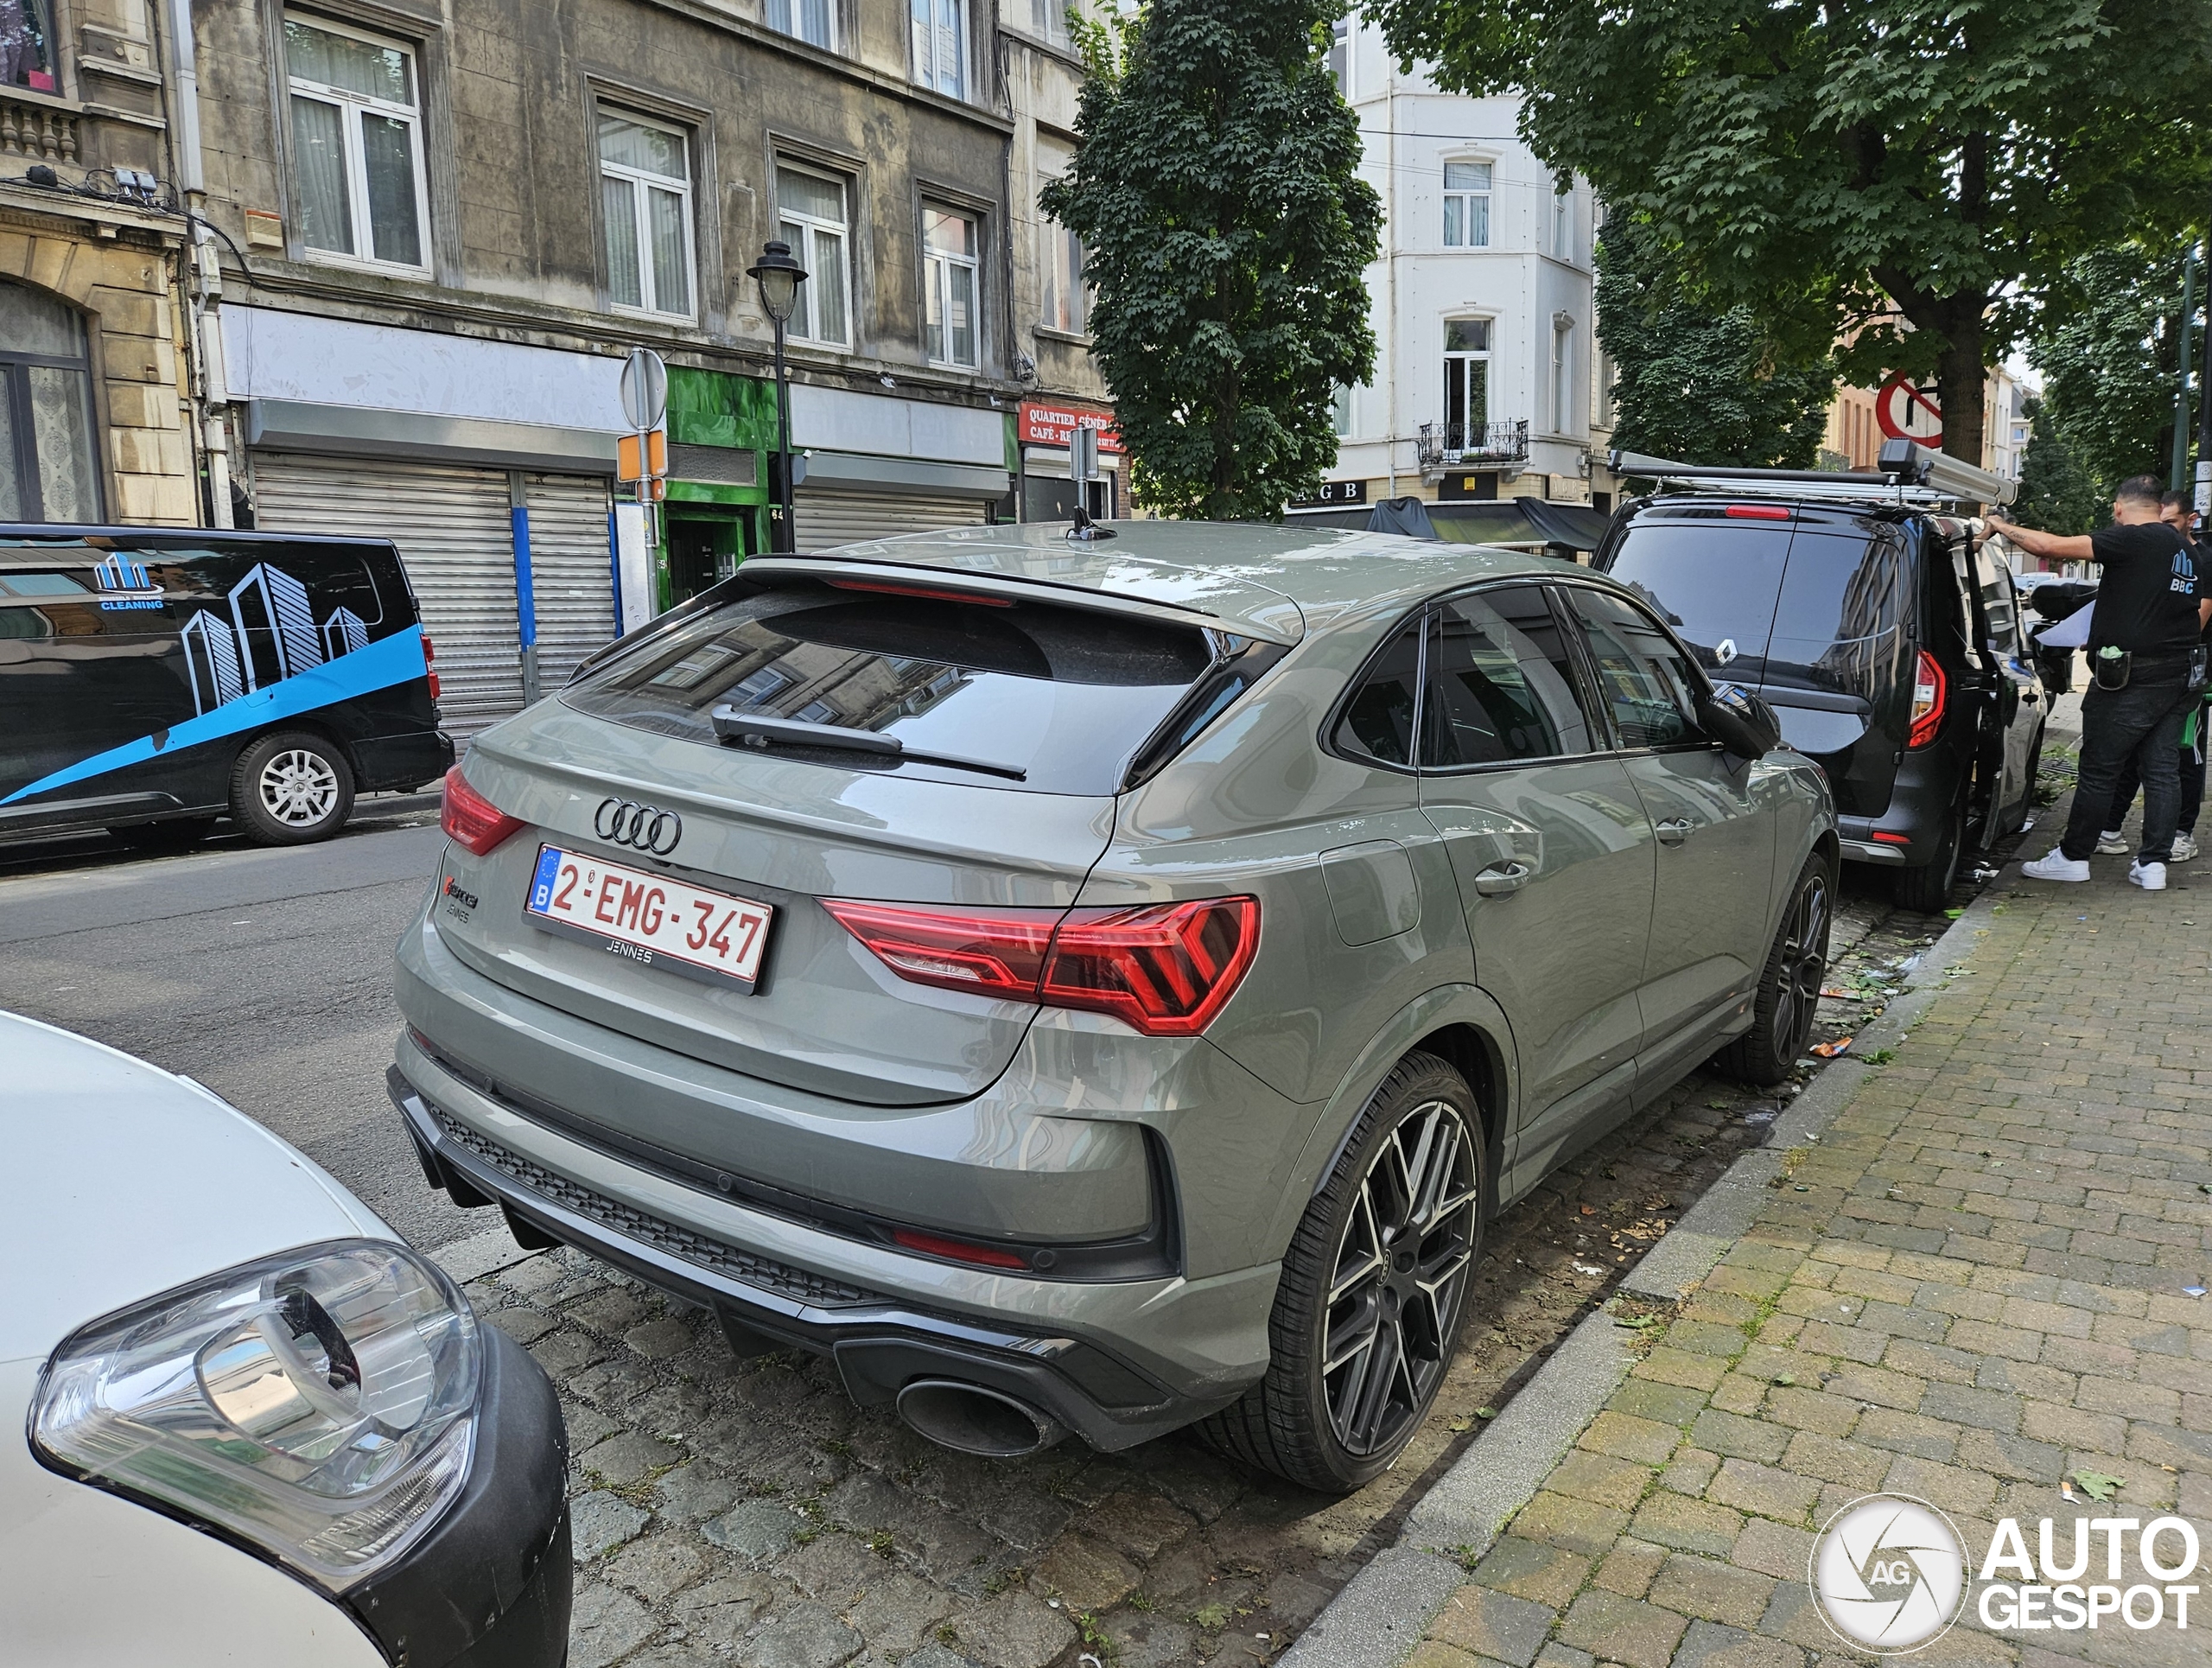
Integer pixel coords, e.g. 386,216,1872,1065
283,15,429,272
1442,319,1490,450
1551,319,1573,434
599,111,695,320
911,0,967,99
1328,19,1351,93
777,167,850,347
1029,0,1068,48
2,0,56,91
1552,188,1572,259
1332,384,1354,438
1443,162,1491,249
0,280,102,523
924,207,980,368
1041,197,1086,335
765,0,834,48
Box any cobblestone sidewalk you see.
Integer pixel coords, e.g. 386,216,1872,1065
1406,830,2212,1668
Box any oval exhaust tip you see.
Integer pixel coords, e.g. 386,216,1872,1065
895,1379,1067,1459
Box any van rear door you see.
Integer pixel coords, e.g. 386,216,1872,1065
1759,524,1911,818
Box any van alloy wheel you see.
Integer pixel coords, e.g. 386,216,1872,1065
1769,869,1829,1066
1321,1097,1478,1456
259,748,342,826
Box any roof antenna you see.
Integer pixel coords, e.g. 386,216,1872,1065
1066,425,1116,540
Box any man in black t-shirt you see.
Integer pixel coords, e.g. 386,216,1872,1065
2099,492,2211,857
1991,474,2211,889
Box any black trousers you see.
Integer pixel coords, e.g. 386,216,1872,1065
2063,673,2195,863
2103,708,2208,838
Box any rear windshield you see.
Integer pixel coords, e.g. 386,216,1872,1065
1599,520,1789,676
563,581,1218,795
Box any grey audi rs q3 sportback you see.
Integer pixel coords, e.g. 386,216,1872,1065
389,523,1834,1493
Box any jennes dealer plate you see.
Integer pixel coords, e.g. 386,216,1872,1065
525,844,773,991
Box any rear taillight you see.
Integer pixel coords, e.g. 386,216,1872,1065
1908,650,1945,748
422,633,441,700
440,766,524,855
817,901,1058,999
823,895,1261,1037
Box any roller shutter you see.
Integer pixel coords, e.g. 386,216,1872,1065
520,474,614,691
250,454,520,735
794,488,989,552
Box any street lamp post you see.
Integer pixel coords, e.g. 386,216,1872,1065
747,239,807,555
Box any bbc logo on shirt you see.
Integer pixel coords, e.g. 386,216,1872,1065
2173,549,2198,596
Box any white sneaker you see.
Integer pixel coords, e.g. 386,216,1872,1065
2095,831,2131,855
2022,849,2091,882
2131,860,2168,890
2174,833,2199,862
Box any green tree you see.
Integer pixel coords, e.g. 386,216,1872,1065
1044,0,1380,519
2031,240,2195,490
2012,400,2106,535
1366,0,2212,469
1595,218,1836,468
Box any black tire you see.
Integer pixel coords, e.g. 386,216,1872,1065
1892,802,1964,914
1195,1051,1486,1493
107,817,217,853
230,730,355,845
1717,853,1834,1086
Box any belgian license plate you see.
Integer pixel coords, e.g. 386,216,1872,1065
524,845,773,991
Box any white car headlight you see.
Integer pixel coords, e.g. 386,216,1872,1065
31,1238,480,1591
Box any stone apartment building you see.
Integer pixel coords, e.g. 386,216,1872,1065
3,0,1109,736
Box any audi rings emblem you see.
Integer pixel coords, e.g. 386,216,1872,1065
595,798,683,856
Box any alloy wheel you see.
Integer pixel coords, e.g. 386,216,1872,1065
258,748,340,827
1773,871,1830,1057
1321,1098,1479,1455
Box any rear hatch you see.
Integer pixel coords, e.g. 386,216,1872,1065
1599,504,1912,816
438,574,1233,1106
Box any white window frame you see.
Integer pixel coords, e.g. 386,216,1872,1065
776,164,852,349
1027,0,1069,49
1551,318,1574,436
922,205,982,369
1442,317,1492,449
283,13,432,277
1442,160,1491,250
1328,20,1352,95
598,110,697,322
765,0,836,50
911,0,968,99
1552,188,1573,260
1039,182,1087,336
1331,384,1355,439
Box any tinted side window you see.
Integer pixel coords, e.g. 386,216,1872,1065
1599,519,1789,675
1335,615,1423,767
1565,588,1703,748
1423,585,1598,767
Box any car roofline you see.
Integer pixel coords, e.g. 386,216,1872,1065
741,554,1306,645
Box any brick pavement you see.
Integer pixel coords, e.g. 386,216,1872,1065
1408,837,2212,1668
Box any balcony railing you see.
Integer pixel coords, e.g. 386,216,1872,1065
1417,419,1529,471
0,97,79,164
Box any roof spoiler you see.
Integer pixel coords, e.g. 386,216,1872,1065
1609,440,2016,508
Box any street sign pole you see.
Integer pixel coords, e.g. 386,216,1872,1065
619,347,670,589
2173,246,2199,494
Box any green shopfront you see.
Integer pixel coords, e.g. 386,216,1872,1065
659,367,775,608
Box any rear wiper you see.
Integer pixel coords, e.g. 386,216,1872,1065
709,705,1027,781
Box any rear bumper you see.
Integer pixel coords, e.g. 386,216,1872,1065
385,1054,1266,1450
1836,740,1967,869
355,728,454,793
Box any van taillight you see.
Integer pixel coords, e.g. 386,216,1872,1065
440,766,524,855
422,633,440,700
1908,651,1945,748
823,895,1261,1037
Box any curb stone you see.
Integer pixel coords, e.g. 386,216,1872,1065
1278,864,2013,1668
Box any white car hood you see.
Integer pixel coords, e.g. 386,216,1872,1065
0,1012,388,1363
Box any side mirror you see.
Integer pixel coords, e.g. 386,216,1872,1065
1700,682,1782,760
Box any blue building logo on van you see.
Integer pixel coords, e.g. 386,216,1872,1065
92,553,163,611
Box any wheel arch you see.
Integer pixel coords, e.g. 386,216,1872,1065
231,716,365,790
1266,985,1518,1265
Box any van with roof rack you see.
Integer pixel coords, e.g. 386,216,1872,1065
1592,442,2044,912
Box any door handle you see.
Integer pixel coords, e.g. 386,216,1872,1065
1656,818,1696,845
1473,861,1530,896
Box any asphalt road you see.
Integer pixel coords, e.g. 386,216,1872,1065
0,797,477,1251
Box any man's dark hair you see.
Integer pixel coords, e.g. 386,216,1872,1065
2116,474,2164,508
2162,489,2195,514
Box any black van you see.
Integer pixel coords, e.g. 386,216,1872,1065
0,525,452,851
1595,492,2044,911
